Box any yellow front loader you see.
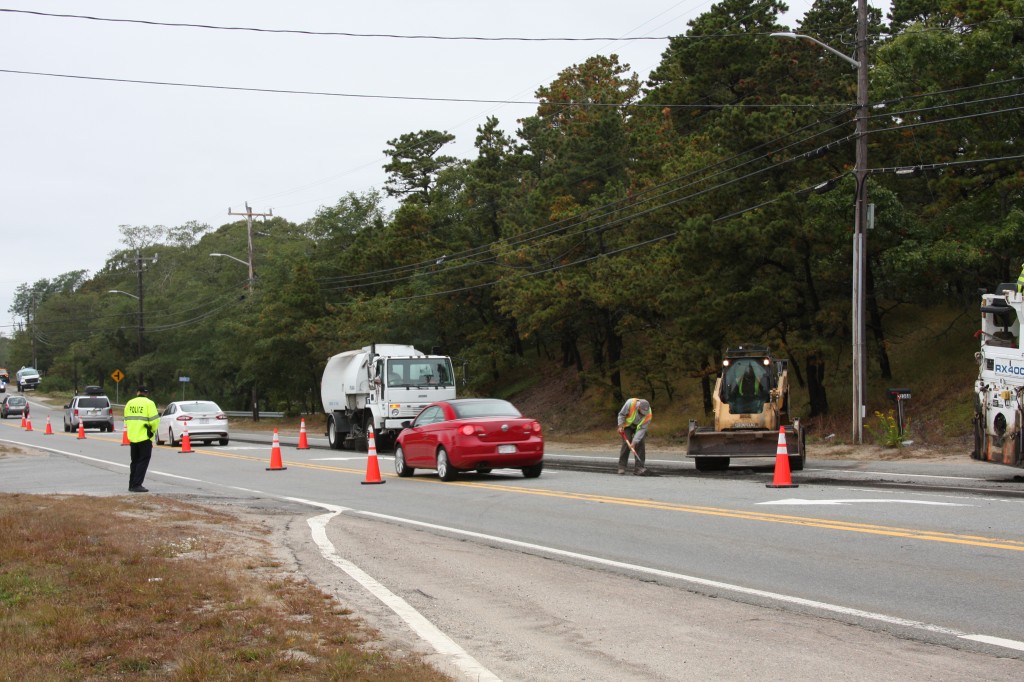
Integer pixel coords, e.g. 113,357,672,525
686,346,805,472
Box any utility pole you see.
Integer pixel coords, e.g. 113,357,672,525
228,202,272,421
228,202,272,287
852,0,870,444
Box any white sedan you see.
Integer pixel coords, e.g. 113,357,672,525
156,400,229,446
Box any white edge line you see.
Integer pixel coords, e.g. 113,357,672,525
0,441,502,681
289,498,501,682
8,439,1022,657
356,509,1024,655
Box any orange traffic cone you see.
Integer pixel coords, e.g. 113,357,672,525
121,423,130,446
20,413,26,428
24,415,33,432
766,426,799,488
297,418,310,450
77,420,86,439
44,416,53,435
178,424,193,453
361,426,386,485
266,428,287,471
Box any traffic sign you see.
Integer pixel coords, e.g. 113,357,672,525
111,369,125,383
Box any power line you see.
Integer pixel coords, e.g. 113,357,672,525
0,7,679,40
0,68,847,108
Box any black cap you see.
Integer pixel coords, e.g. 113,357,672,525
137,385,149,394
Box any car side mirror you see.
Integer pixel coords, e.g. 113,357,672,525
401,420,411,428
64,403,70,409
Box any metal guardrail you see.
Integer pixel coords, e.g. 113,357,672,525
223,410,285,418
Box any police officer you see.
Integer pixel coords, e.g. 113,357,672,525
124,385,160,492
617,398,653,476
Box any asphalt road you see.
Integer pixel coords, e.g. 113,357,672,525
3,396,1023,681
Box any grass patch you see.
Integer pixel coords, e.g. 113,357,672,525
0,494,451,681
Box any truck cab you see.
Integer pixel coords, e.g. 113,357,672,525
322,344,456,452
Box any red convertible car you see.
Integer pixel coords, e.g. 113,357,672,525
395,398,544,481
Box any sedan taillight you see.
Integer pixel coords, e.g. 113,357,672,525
176,415,193,422
215,414,227,421
460,424,476,436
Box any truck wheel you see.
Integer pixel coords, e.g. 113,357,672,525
327,417,343,450
789,428,806,471
695,457,729,472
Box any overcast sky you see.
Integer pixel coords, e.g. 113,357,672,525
1,0,887,337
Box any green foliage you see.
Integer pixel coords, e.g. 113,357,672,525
868,409,911,448
5,0,1022,442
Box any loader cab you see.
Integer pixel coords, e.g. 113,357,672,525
720,347,775,415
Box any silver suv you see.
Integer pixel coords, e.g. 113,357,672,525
64,387,115,432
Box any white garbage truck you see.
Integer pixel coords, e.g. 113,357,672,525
320,344,456,451
972,281,1024,468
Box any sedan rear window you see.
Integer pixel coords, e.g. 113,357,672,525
180,402,221,413
451,400,521,419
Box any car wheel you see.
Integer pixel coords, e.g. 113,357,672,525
219,438,229,446
436,447,457,481
522,463,543,479
394,445,414,477
156,430,164,445
476,468,492,475
64,419,70,432
169,429,180,448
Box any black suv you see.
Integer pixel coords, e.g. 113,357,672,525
64,386,115,432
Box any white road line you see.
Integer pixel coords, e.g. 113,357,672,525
356,509,1024,655
757,498,970,506
0,440,500,681
804,467,986,481
302,505,500,682
9,439,1023,659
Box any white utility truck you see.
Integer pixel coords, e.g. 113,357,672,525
320,344,456,451
973,281,1024,468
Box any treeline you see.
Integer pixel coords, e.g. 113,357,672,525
7,0,1023,423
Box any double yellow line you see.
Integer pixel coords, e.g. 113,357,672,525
181,445,1024,553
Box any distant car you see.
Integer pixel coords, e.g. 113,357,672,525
394,398,544,481
16,367,40,392
64,387,115,432
1,394,29,419
156,400,229,446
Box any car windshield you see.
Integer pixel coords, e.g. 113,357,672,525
179,401,221,413
20,370,39,377
77,397,108,408
451,399,521,419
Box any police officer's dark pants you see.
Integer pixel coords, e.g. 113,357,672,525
129,439,153,489
618,426,646,469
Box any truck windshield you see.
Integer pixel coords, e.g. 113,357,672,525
387,358,455,387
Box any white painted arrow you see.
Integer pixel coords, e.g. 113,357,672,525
757,498,969,507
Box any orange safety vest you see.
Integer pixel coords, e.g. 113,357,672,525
624,399,652,428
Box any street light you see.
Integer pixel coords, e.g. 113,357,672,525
771,0,870,443
107,289,143,361
210,252,254,288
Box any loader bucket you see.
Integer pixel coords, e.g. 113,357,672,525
687,425,803,459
